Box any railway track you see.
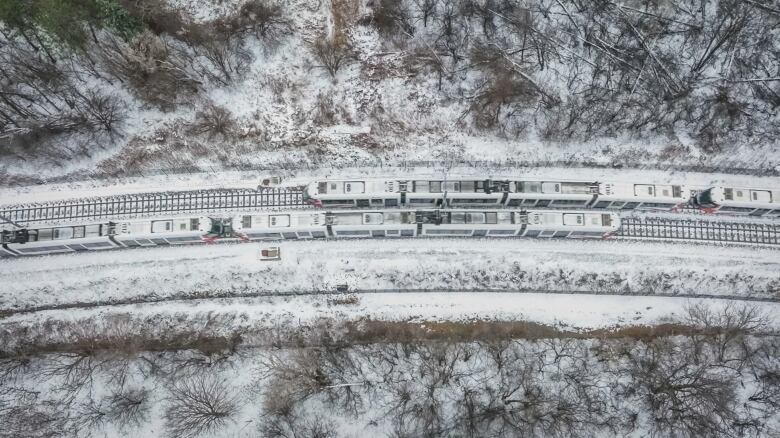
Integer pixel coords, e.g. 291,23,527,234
614,215,780,245
0,188,308,226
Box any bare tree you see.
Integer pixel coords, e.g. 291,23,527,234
164,372,239,438
105,387,150,431
310,34,354,78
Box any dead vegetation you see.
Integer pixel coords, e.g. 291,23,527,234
0,303,778,437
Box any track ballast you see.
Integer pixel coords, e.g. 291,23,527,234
0,188,307,225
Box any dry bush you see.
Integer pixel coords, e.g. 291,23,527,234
103,387,151,430
327,294,360,306
230,0,293,41
118,0,189,37
189,104,238,139
310,34,354,78
164,372,239,438
365,0,414,39
623,338,739,437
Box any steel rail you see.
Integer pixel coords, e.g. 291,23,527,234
613,215,780,245
0,188,308,225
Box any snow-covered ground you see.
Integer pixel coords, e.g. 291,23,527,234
2,238,777,314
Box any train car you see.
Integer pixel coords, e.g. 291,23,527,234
418,210,619,238
524,211,619,238
111,216,212,248
1,223,117,256
593,182,689,211
505,181,598,209
695,187,780,216
303,180,401,208
2,216,212,256
233,211,329,240
327,210,418,238
408,180,509,207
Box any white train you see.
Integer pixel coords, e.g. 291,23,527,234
0,209,619,257
0,216,213,257
694,187,780,215
303,178,780,216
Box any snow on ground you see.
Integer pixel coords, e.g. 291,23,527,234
2,238,777,313
4,292,780,338
3,165,780,206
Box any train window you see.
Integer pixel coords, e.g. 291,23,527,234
473,230,487,236
673,186,682,197
550,200,587,206
297,232,311,238
179,223,188,231
749,209,769,216
371,230,385,237
552,231,570,238
737,190,743,197
429,181,442,192
190,219,200,230
121,240,141,247
67,244,88,251
151,221,172,233
409,198,436,204
337,230,371,236
724,188,733,200
752,192,758,200
485,213,498,224
282,233,297,239
400,230,415,237
73,227,85,239
246,232,282,239
385,199,398,207
357,199,370,208
150,239,168,245
311,231,326,238
322,200,354,206
371,198,383,206
242,216,252,228
386,230,399,235
413,181,429,192
451,198,496,203
270,215,291,227
522,199,537,205
166,236,202,242
16,245,70,253
622,202,639,209
507,199,523,206
523,230,541,237
536,200,551,207
330,183,337,190
425,229,471,235
593,201,611,208
488,230,516,235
